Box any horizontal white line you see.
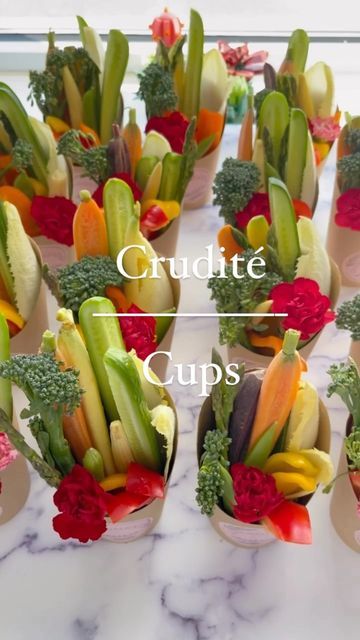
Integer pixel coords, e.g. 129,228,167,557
92,313,288,318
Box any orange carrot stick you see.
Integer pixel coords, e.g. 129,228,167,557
122,109,142,179
195,108,224,153
73,190,108,260
217,224,243,262
237,105,253,161
63,408,93,463
105,285,129,311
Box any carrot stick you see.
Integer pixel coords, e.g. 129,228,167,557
73,190,108,260
248,329,302,450
237,104,253,160
63,408,93,463
217,224,243,262
122,109,142,178
105,285,129,311
195,108,224,152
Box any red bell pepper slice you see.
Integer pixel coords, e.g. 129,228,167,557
126,462,165,499
292,199,313,220
262,500,312,545
105,491,150,523
349,470,360,500
140,205,169,237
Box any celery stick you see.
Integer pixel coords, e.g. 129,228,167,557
104,347,161,471
269,178,300,281
0,82,48,186
0,314,12,419
135,156,159,190
158,152,182,201
180,9,204,118
285,108,308,200
258,91,289,171
79,297,125,422
103,178,135,261
57,308,116,475
100,30,129,144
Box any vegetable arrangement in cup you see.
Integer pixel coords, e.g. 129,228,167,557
335,293,360,367
196,332,333,546
0,200,47,351
327,359,360,552
0,82,74,250
28,16,128,145
260,29,340,171
209,178,338,364
139,8,231,210
326,115,360,286
0,315,30,525
0,305,177,543
43,178,178,377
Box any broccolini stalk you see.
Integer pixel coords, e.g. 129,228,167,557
137,62,177,118
335,294,360,341
213,158,261,226
57,129,109,184
0,139,32,180
328,359,360,430
0,352,82,475
0,409,62,487
42,255,125,319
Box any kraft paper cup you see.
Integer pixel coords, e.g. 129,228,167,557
71,165,98,204
11,239,49,355
330,416,360,553
228,258,341,369
0,416,30,525
151,215,181,259
326,183,360,287
102,391,178,543
34,236,76,270
183,144,222,210
147,259,181,382
197,387,330,548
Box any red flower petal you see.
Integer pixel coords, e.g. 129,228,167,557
118,304,157,361
31,196,76,246
145,111,189,154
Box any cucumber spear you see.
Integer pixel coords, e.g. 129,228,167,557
268,177,300,281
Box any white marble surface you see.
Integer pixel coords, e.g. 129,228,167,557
0,76,360,640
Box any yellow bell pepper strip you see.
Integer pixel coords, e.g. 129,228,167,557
100,473,127,492
263,451,319,476
45,115,70,137
246,215,269,254
0,300,25,330
141,199,180,221
271,471,317,496
28,178,47,196
263,500,312,544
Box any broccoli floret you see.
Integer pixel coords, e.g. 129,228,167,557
137,62,177,118
345,429,360,470
337,152,360,192
0,352,82,475
213,158,261,225
327,360,360,430
43,255,125,318
346,127,360,154
208,249,281,347
57,130,109,184
0,138,33,180
196,429,232,516
336,294,360,341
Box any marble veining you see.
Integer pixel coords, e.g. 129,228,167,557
0,81,359,640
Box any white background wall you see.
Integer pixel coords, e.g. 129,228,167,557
0,0,359,34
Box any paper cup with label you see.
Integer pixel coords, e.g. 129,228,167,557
197,386,331,548
228,258,340,369
183,145,222,211
10,239,49,355
102,391,178,543
330,416,360,553
326,183,360,287
0,416,30,525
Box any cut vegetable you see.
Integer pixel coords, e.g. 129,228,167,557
258,92,289,170
73,190,108,260
135,156,160,191
103,178,134,261
158,152,183,201
180,9,204,119
0,313,12,418
150,403,176,478
62,66,83,129
100,30,129,144
269,177,300,280
142,131,171,161
285,109,308,200
141,161,162,202
295,216,331,296
104,347,161,471
110,420,134,473
279,29,309,75
246,215,269,253
79,296,125,422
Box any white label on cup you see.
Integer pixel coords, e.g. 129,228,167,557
218,520,275,547
354,530,360,546
342,252,360,284
103,517,153,543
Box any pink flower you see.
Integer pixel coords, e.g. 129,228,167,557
335,189,360,231
0,432,18,471
218,41,268,79
310,117,341,143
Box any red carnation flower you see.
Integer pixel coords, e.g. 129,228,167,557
145,111,189,153
31,196,76,246
335,189,360,231
118,304,157,361
235,193,271,229
231,463,284,523
92,173,142,208
52,465,108,543
270,277,335,341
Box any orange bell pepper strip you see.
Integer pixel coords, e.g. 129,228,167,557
105,286,130,312
195,108,224,153
217,224,243,262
